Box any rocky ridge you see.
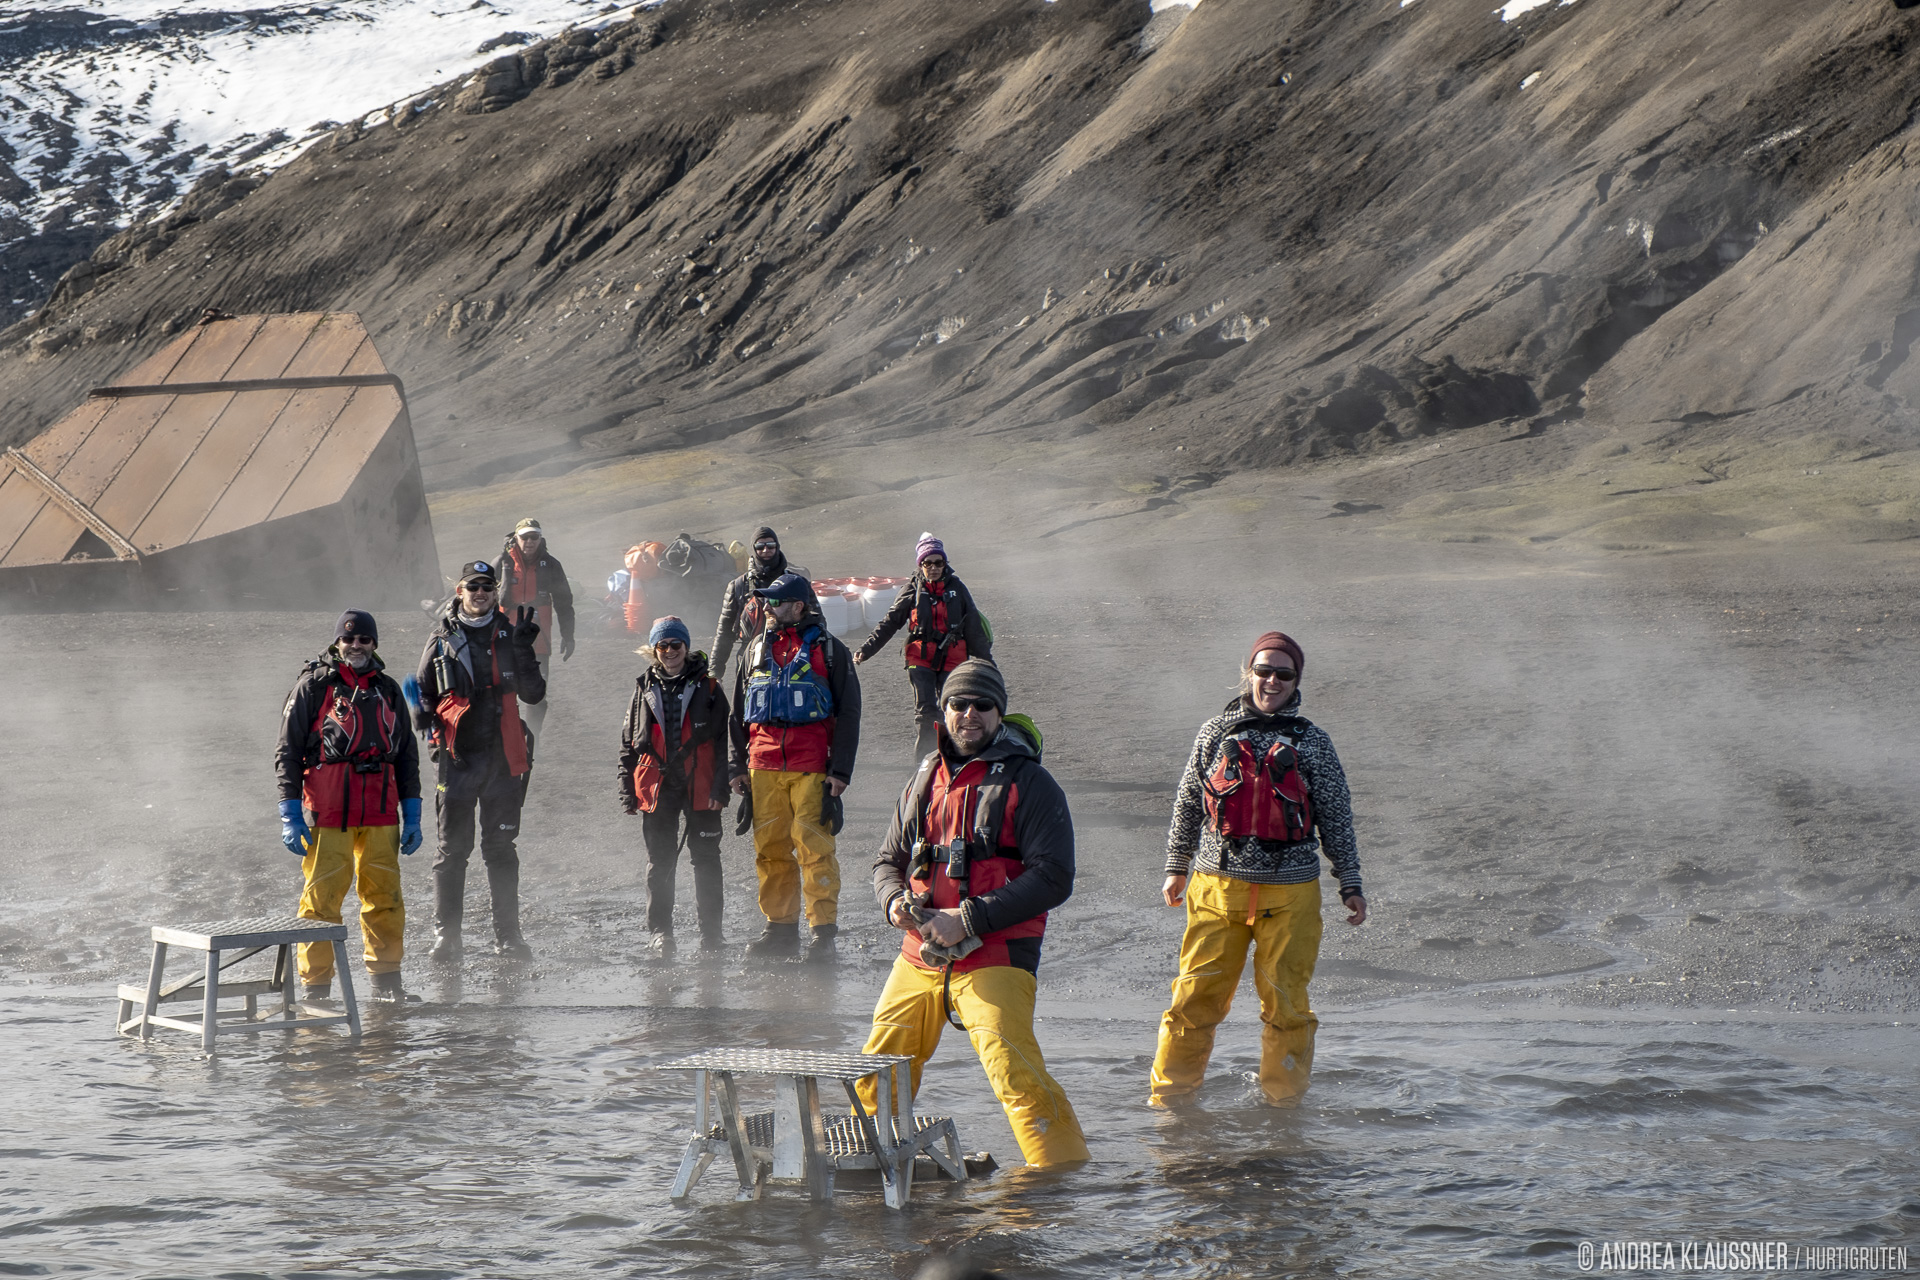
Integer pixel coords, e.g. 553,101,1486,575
3,0,1919,537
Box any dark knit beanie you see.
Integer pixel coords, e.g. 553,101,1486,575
941,658,1007,714
1248,630,1304,676
336,609,378,644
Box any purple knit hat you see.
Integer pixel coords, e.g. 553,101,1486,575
915,532,946,565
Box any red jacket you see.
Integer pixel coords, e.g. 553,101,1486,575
729,623,863,781
274,655,421,829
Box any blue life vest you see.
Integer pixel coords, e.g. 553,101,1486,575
743,626,836,725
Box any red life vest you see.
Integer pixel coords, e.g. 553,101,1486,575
904,580,968,672
1202,730,1314,842
433,633,531,776
303,665,405,829
504,545,554,658
632,675,722,812
744,627,835,775
899,752,1045,973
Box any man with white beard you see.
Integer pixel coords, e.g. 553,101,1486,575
274,609,423,1003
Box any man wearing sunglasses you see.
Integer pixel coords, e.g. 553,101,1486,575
709,526,816,679
1151,630,1366,1110
854,532,993,759
728,572,862,963
414,561,547,963
619,616,731,957
860,658,1089,1167
274,610,421,1003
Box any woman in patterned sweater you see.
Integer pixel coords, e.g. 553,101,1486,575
1149,630,1368,1108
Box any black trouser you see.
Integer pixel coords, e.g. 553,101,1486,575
642,795,725,938
432,747,531,941
908,666,946,760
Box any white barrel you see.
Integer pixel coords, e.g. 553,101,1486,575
818,592,849,635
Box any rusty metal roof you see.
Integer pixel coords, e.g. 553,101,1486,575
0,312,408,569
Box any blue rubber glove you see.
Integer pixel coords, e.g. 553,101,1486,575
400,798,423,856
279,798,310,857
400,674,424,715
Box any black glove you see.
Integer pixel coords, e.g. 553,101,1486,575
560,633,576,661
512,604,541,647
622,795,639,816
820,780,844,836
735,787,754,837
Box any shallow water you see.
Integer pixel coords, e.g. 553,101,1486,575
5,533,1919,1277
6,982,1915,1278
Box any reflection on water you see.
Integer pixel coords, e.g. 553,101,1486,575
4,992,1914,1277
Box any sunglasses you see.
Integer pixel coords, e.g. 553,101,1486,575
1251,665,1298,682
339,635,377,647
462,580,497,592
754,542,779,552
921,559,946,569
945,698,997,714
655,640,685,651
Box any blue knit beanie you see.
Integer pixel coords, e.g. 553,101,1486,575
649,615,691,647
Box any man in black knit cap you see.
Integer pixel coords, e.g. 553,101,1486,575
710,526,818,679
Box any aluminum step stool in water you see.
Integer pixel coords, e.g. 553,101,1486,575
116,916,362,1053
658,1048,972,1209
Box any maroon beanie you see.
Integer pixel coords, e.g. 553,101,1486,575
1248,630,1304,676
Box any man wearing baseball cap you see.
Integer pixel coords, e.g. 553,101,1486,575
727,571,862,962
496,517,575,742
414,561,547,962
273,610,422,1002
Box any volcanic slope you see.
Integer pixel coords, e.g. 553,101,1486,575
5,0,1920,553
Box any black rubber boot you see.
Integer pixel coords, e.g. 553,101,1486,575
433,864,466,949
487,862,533,960
805,923,839,965
648,931,677,960
429,927,463,964
370,970,416,1003
744,921,800,960
302,982,332,1001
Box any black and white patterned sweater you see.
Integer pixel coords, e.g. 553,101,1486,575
1164,693,1362,895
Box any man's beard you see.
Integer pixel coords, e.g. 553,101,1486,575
343,650,373,670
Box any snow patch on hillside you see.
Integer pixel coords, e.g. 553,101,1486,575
0,0,650,311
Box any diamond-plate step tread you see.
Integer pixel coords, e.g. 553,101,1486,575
705,1110,952,1157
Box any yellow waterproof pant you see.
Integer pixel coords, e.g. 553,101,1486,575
750,769,840,926
297,824,405,983
858,954,1090,1168
1151,875,1322,1107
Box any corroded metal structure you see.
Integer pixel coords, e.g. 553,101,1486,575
0,312,437,608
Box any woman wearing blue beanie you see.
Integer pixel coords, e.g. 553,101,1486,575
618,615,732,956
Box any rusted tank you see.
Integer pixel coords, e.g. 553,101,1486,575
0,312,438,609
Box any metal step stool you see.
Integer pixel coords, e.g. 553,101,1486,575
660,1048,971,1209
117,916,362,1053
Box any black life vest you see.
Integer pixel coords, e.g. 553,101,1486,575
1201,723,1314,843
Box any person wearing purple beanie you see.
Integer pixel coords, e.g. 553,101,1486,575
854,533,993,759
